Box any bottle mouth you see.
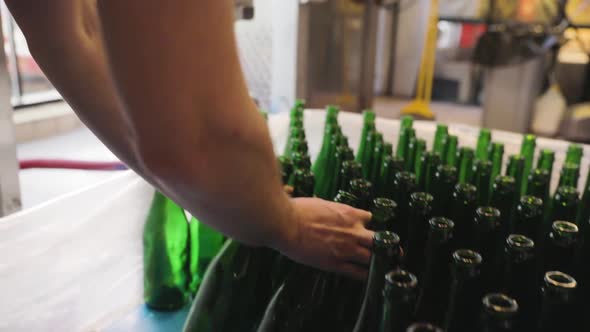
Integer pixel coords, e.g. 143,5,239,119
385,269,418,290
519,196,543,210
483,293,519,315
406,323,443,332
544,271,577,290
334,191,359,206
506,234,535,250
530,168,549,180
373,231,400,247
429,217,454,230
556,186,580,201
410,192,434,207
452,249,482,266
373,198,397,211
551,221,579,240
396,171,417,183
436,164,458,178
494,175,516,190
476,206,501,220
453,184,477,201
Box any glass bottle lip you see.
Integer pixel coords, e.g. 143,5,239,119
395,171,417,184
482,293,519,315
362,110,376,122
555,186,579,201
453,183,477,202
349,178,373,195
550,221,579,243
529,168,549,180
334,190,359,206
494,175,516,190
436,164,458,179
406,322,443,332
544,271,577,290
517,196,543,216
373,198,397,211
474,159,493,170
385,269,418,290
410,192,434,206
506,234,535,250
373,231,401,247
476,206,501,220
429,217,454,240
452,249,483,267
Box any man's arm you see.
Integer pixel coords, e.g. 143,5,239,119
5,0,143,173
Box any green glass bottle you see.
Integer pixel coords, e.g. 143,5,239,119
393,172,418,246
361,129,378,180
312,124,336,198
383,142,394,158
278,156,293,185
480,293,519,332
445,135,459,167
349,178,374,210
473,160,493,206
527,168,551,206
400,115,414,131
184,240,276,332
370,133,385,185
476,129,492,161
444,250,484,332
144,191,189,310
543,221,580,277
189,217,225,297
433,124,449,157
432,165,458,218
353,232,403,332
369,198,397,232
457,147,475,184
489,143,505,187
577,167,590,229
450,183,478,250
397,127,415,163
406,192,435,278
506,155,525,198
474,207,503,293
406,323,443,332
538,271,578,332
287,137,308,159
380,270,419,332
513,196,543,240
328,145,349,200
417,151,441,194
520,134,537,195
357,112,376,177
502,234,537,329
405,137,418,173
377,156,396,199
548,186,580,226
413,139,428,180
294,99,305,110
558,162,580,188
537,149,555,175
565,144,584,166
415,217,455,325
339,160,363,193
490,176,517,238
292,169,315,198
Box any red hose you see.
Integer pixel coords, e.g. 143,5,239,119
19,159,127,171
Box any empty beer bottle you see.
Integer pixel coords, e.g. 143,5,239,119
416,151,441,194
565,144,583,166
405,192,434,278
291,152,311,172
558,162,580,188
549,186,580,225
473,160,493,206
370,133,385,185
520,135,536,195
349,178,373,210
506,155,525,198
369,198,397,232
480,293,519,332
378,155,403,199
526,168,550,205
312,124,336,199
287,137,308,159
380,270,419,332
292,169,315,198
450,183,478,250
458,147,475,184
353,232,403,332
328,145,349,199
445,135,459,167
339,160,363,193
183,239,275,332
476,129,492,161
413,139,427,179
362,130,378,180
278,156,293,185
542,221,579,277
490,176,517,239
432,165,458,218
538,271,578,331
405,137,418,173
433,124,449,157
401,115,414,130
502,235,537,328
513,196,543,240
444,250,484,332
489,143,505,187
189,216,225,296
406,323,443,332
144,192,189,310
393,172,418,244
398,128,417,170
415,218,455,325
474,207,503,292
357,111,376,175
537,149,555,175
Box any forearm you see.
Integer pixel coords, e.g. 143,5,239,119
5,0,143,173
97,0,294,247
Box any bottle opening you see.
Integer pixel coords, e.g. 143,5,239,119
373,198,397,210
385,269,418,289
411,192,434,205
476,207,501,219
396,171,417,183
406,322,443,332
453,249,483,266
545,271,577,289
374,231,400,247
483,293,519,314
552,221,579,235
520,195,543,208
506,234,535,249
429,217,454,230
556,186,580,199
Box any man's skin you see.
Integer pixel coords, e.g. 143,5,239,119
6,0,374,279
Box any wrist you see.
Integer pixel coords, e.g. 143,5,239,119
266,197,300,255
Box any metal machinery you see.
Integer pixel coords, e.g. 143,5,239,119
0,11,20,217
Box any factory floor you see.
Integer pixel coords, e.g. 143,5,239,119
15,98,483,210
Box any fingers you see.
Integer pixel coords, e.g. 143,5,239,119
356,228,375,249
353,208,372,223
336,262,369,281
347,245,372,266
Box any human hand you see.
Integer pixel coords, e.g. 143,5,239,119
278,197,374,280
